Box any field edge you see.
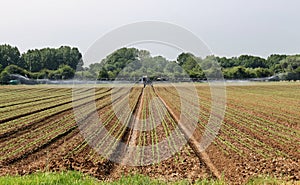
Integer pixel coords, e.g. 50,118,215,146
0,170,297,185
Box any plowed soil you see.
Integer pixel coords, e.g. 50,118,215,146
0,83,299,184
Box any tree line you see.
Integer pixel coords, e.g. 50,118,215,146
1,44,299,84
79,47,299,81
0,44,83,83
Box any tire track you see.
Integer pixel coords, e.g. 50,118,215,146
121,88,144,164
152,87,222,179
108,87,144,177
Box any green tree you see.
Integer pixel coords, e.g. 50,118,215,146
3,65,29,77
138,50,151,60
100,48,139,79
238,55,267,68
280,55,300,72
266,54,287,70
216,56,240,68
39,48,57,70
254,68,273,78
164,62,176,73
98,67,109,79
56,46,82,70
177,53,204,78
89,63,103,76
22,49,42,72
0,44,24,69
224,66,250,79
0,70,10,84
58,65,75,79
22,46,82,72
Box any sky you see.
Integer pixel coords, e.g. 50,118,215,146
1,0,300,60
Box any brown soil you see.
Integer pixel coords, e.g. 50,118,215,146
0,85,299,184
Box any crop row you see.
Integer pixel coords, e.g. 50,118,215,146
154,85,299,160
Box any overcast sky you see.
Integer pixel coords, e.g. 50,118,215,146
1,0,300,59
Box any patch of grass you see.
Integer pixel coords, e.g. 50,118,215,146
103,174,165,185
0,172,226,185
0,171,99,185
100,174,226,185
246,176,294,185
0,171,296,185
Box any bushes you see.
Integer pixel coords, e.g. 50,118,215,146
223,66,274,79
0,65,30,84
3,65,29,77
48,65,75,80
0,64,75,84
278,72,300,81
0,70,10,84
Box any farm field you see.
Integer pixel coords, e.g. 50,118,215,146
0,82,299,184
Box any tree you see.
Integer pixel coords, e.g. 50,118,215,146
3,65,29,77
177,53,194,66
216,56,239,68
56,46,83,70
39,48,57,70
89,63,103,76
0,44,24,69
238,55,267,68
152,56,168,73
177,53,204,78
100,48,139,79
0,64,33,84
21,46,83,72
164,62,176,73
58,65,75,79
138,50,151,60
280,55,300,72
98,68,109,79
266,54,287,70
22,49,42,72
254,68,273,78
0,70,10,84
224,66,250,79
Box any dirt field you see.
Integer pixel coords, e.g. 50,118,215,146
0,82,299,184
